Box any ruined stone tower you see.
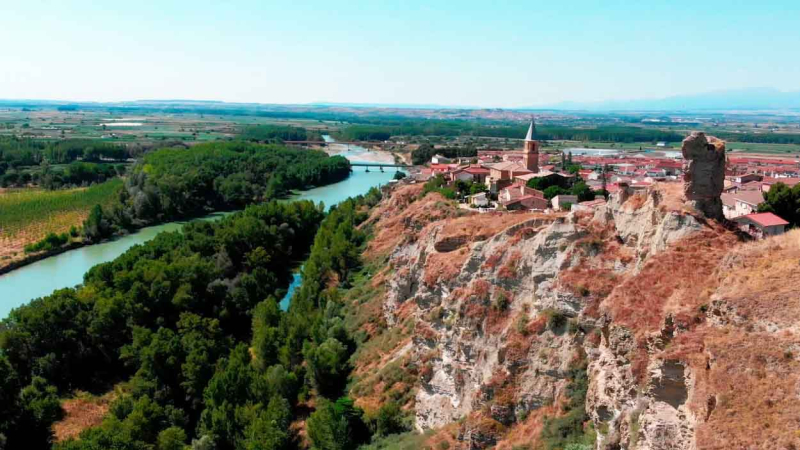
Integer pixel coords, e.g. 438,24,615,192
523,118,539,173
682,131,726,220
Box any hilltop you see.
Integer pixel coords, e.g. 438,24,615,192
341,180,799,449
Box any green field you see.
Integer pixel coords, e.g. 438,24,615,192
0,178,122,239
725,141,800,154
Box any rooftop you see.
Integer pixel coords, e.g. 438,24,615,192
731,190,764,206
736,212,790,227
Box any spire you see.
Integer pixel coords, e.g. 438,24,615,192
525,117,536,141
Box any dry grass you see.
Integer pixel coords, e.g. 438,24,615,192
602,226,738,335
683,229,800,449
494,405,559,450
53,390,116,442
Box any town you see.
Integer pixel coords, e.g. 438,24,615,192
407,118,799,240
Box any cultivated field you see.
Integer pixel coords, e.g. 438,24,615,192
0,179,122,264
0,109,343,144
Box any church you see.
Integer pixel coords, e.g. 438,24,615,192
484,118,565,193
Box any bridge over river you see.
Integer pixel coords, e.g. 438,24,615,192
349,162,410,171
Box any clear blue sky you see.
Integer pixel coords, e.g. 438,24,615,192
1,0,799,107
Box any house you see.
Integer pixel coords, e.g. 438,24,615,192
431,154,451,164
498,183,548,211
415,168,434,182
512,170,570,186
429,163,458,174
552,194,578,210
468,192,490,207
450,165,490,184
721,190,764,219
761,177,800,193
572,198,607,212
733,213,789,239
503,195,547,210
729,173,762,184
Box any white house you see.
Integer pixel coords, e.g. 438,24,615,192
468,192,489,207
431,154,451,164
552,194,578,211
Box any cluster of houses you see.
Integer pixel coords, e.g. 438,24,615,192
417,120,582,212
719,171,797,239
412,120,798,239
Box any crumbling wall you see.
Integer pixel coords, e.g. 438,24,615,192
682,132,726,220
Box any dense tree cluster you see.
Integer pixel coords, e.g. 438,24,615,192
757,181,800,227
99,141,350,236
0,200,324,448
526,172,597,202
0,185,401,449
0,162,125,189
335,120,800,145
0,137,128,167
0,138,129,188
335,122,688,143
240,125,323,142
410,143,477,165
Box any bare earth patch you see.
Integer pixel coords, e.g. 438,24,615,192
53,391,116,442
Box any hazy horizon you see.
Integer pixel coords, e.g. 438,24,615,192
3,1,800,108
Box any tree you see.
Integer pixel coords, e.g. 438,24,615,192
251,299,282,371
304,338,350,398
758,182,800,227
13,377,63,448
307,400,350,450
240,397,292,450
571,181,595,202
157,427,187,450
372,401,406,437
543,185,569,200
83,204,111,242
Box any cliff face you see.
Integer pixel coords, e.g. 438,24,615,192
348,183,800,450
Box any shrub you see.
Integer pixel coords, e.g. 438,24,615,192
543,309,567,331
492,291,510,311
24,232,70,253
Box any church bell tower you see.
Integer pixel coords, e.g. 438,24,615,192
523,117,539,173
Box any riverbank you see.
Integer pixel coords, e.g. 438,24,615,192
323,143,397,164
0,169,395,318
0,209,234,276
0,240,86,276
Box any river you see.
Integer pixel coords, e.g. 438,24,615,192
0,141,396,318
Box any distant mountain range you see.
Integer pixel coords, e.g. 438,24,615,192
3,88,800,113
537,88,800,112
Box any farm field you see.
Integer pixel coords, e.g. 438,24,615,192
725,141,800,154
0,109,343,145
0,179,122,266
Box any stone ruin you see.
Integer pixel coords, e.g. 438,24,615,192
682,131,726,220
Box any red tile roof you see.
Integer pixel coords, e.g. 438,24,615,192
738,212,790,227
464,166,490,174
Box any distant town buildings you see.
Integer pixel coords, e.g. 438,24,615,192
411,122,796,234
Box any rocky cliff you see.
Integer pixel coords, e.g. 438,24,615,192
346,182,800,450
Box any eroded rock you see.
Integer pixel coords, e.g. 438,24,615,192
682,131,726,220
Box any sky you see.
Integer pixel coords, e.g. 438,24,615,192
1,0,799,108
